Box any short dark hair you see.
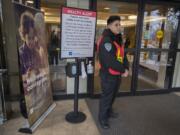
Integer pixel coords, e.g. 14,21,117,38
107,15,121,25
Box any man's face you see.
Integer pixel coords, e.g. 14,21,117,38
25,28,36,49
108,20,121,35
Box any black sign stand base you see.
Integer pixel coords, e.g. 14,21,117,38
19,127,32,134
66,111,86,123
65,58,86,123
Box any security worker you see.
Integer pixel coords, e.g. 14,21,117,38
97,16,129,129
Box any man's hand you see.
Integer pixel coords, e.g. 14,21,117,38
122,69,129,77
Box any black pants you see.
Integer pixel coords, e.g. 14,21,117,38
49,50,58,65
99,72,121,121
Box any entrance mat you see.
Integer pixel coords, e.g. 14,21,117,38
86,93,180,135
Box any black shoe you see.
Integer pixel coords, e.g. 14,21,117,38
99,119,110,129
109,111,119,119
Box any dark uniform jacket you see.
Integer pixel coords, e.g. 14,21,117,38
98,29,129,77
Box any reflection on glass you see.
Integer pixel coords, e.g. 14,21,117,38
138,51,173,90
50,64,66,92
94,54,101,93
119,53,134,92
172,53,180,87
39,0,67,94
48,26,67,94
141,5,180,49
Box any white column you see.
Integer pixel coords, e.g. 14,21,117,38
156,52,168,87
173,52,180,87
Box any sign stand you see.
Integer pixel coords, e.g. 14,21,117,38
65,58,86,123
61,6,96,123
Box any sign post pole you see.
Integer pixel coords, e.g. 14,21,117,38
65,58,86,123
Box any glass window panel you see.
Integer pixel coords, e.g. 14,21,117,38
141,5,180,49
137,51,174,90
119,52,134,92
172,52,180,87
96,1,138,48
40,0,67,94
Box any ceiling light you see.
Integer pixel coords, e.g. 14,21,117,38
128,15,137,20
41,8,45,12
104,7,110,10
44,12,54,16
26,0,34,4
44,16,60,23
97,20,107,25
120,16,125,20
144,16,166,23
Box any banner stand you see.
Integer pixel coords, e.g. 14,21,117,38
19,103,56,134
65,58,86,123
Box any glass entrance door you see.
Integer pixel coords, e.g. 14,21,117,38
92,0,180,96
137,3,180,91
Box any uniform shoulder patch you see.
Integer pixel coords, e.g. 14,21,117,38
104,42,112,52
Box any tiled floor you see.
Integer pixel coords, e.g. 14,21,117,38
0,99,100,135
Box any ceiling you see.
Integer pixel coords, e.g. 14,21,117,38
40,0,139,25
38,0,170,27
40,0,65,23
41,0,65,8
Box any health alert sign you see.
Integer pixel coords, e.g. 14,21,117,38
61,7,97,58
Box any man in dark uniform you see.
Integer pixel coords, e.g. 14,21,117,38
97,16,129,129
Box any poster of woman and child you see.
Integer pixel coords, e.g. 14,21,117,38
13,3,53,127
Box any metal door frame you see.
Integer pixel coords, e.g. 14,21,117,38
89,0,180,97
